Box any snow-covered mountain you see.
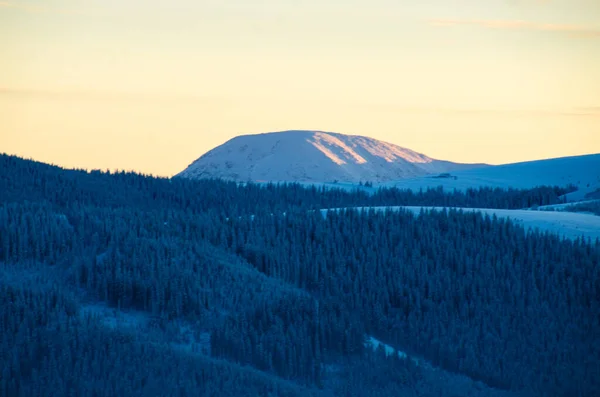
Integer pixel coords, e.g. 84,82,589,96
177,130,486,183
382,153,600,201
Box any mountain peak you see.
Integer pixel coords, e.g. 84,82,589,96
177,130,485,183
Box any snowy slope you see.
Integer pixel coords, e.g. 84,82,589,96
537,199,600,211
381,153,600,201
177,130,486,183
320,206,600,241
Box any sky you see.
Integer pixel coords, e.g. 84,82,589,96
1,0,599,176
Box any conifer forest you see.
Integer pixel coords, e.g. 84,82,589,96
1,154,598,397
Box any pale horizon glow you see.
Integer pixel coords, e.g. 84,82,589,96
1,0,599,176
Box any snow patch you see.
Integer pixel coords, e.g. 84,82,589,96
365,336,410,361
537,199,600,211
321,206,600,241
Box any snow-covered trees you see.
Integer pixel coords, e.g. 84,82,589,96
0,153,597,397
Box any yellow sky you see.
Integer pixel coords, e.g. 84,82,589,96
1,0,599,176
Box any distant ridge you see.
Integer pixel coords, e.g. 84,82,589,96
177,130,487,183
382,152,600,201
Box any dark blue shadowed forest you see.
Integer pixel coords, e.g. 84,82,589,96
0,153,598,397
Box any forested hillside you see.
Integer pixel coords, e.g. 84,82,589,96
0,154,574,213
565,200,600,216
1,153,598,397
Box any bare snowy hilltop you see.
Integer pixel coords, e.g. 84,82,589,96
177,130,487,183
383,153,600,201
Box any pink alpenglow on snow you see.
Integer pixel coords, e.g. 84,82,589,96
177,130,487,183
